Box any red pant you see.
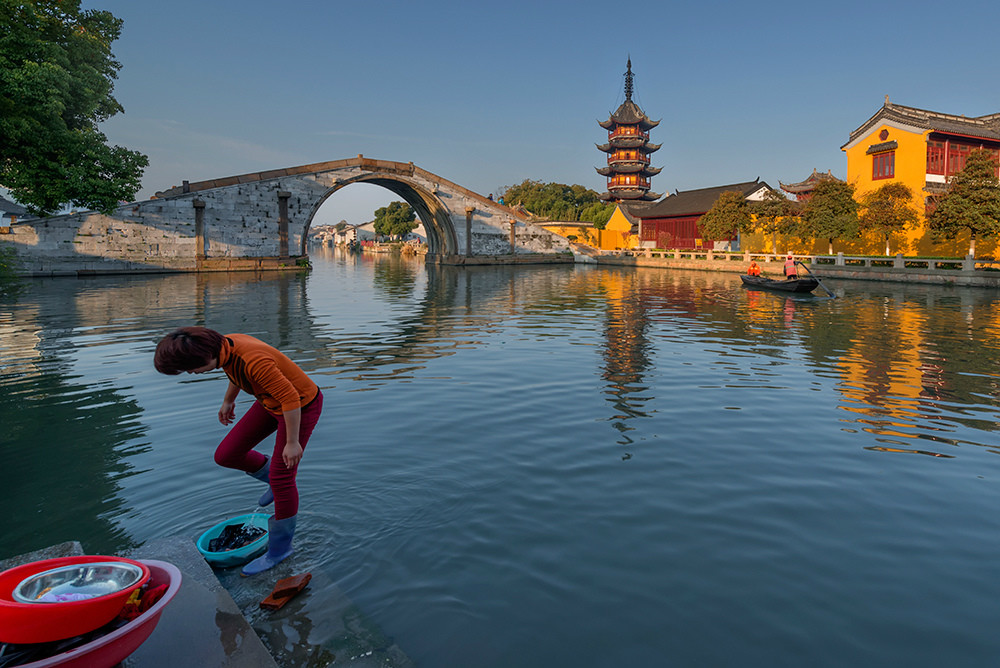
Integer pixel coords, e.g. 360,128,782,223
214,391,323,519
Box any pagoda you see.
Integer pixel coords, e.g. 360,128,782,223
596,59,662,202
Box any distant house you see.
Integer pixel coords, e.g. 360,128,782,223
355,221,426,243
635,180,775,251
0,196,27,231
354,222,378,242
333,224,359,245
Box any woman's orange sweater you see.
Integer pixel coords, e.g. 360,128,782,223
219,334,318,414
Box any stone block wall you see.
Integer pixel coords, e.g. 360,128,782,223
0,159,573,276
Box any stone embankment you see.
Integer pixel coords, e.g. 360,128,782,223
593,249,1000,288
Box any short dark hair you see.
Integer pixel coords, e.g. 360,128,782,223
154,327,225,375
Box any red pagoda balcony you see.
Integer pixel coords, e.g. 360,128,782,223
608,152,649,163
609,175,650,189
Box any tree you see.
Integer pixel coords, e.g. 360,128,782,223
373,201,417,239
801,180,859,255
0,0,148,214
499,180,614,227
697,191,752,251
750,189,797,253
928,148,1000,258
858,182,919,256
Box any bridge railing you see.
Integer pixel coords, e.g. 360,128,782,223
600,249,1000,273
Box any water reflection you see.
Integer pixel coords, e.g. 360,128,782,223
1,285,149,557
5,252,1000,561
598,272,654,448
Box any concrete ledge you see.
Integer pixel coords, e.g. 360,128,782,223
124,536,279,668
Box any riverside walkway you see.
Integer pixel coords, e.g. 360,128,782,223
590,249,1000,288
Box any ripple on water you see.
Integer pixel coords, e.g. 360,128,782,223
7,258,1000,666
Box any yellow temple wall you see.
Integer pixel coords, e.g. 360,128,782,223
542,208,639,251
841,124,985,258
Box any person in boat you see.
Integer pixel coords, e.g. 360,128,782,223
783,255,798,279
154,327,323,576
747,261,761,276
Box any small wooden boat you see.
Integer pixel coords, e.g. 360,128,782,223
740,274,819,293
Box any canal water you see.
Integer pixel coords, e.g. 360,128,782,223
3,248,1000,667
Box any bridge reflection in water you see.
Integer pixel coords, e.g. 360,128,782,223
4,250,1000,666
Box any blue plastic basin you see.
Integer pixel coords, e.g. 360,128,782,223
196,513,269,568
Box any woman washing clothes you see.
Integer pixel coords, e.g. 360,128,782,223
154,327,323,575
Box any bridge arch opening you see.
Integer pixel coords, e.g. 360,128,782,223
304,175,458,257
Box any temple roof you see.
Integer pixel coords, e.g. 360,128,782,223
636,180,772,218
844,99,1000,149
779,168,842,193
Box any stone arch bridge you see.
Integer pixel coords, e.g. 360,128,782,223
3,156,572,275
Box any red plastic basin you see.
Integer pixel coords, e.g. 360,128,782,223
16,559,182,668
0,556,151,644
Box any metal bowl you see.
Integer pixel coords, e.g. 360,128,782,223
13,561,146,604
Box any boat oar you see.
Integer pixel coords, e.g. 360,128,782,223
796,261,835,298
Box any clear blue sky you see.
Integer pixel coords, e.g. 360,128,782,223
88,0,1000,227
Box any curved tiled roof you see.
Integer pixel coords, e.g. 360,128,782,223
599,100,660,131
845,101,1000,148
637,181,772,218
779,169,842,193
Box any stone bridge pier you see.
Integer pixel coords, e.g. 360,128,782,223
1,156,572,276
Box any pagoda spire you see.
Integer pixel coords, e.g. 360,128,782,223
624,57,634,102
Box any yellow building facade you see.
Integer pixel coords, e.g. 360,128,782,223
542,205,639,251
841,100,1000,256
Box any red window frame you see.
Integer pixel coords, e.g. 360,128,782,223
926,141,945,175
872,151,894,180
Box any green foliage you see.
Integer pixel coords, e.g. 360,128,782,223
858,182,919,255
928,149,1000,257
0,243,23,297
697,191,753,243
499,180,614,226
750,189,796,235
801,180,859,252
0,0,148,214
373,201,417,239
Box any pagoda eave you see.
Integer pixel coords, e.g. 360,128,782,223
606,161,653,173
603,189,661,201
608,136,648,149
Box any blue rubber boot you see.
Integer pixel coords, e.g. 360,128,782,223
241,515,296,576
246,458,274,507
